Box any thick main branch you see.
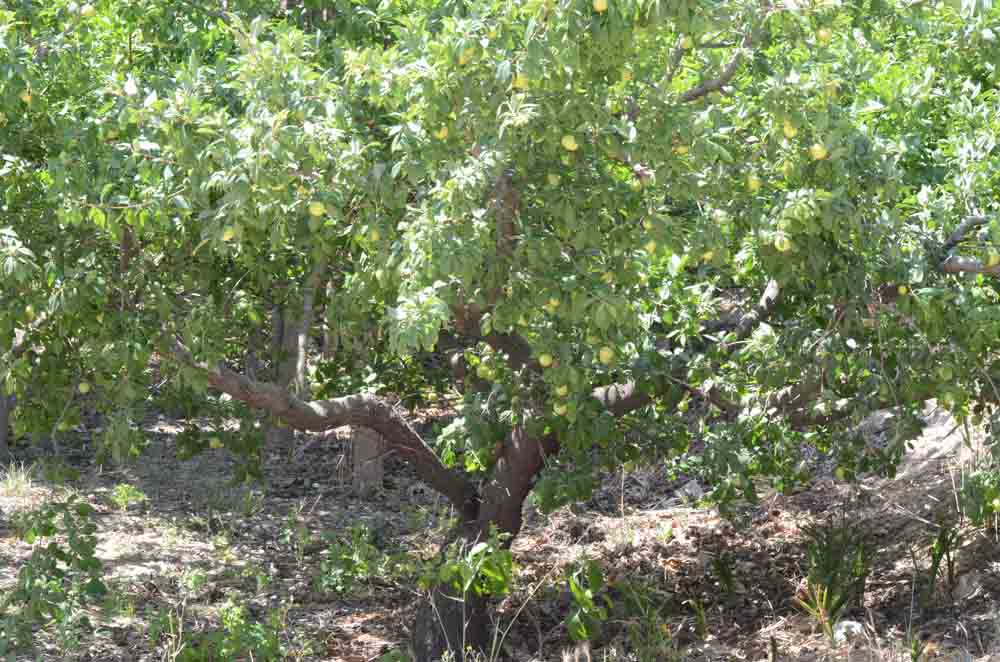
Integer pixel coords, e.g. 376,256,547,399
169,339,477,514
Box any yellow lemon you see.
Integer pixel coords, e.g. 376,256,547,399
747,175,763,192
561,134,579,152
512,74,529,90
593,0,609,11
598,346,615,365
783,119,798,139
308,200,325,217
809,143,828,161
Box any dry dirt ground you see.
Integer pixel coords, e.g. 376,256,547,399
2,404,1000,662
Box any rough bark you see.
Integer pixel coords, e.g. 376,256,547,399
0,394,12,457
351,426,384,495
169,339,478,514
411,522,490,662
265,262,326,446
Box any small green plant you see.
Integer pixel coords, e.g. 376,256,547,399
923,522,960,605
795,583,839,644
686,598,708,639
281,502,312,564
110,483,148,511
711,550,737,596
616,580,678,661
564,560,608,642
152,600,286,662
181,568,208,595
0,462,34,497
797,516,871,643
317,523,385,595
436,530,515,600
0,498,107,655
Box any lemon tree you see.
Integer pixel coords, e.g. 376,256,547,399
5,1,1000,659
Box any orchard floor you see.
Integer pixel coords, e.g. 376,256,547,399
2,404,1000,662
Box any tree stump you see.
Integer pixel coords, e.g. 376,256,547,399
351,427,384,495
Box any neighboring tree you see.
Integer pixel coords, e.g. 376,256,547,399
5,1,1000,659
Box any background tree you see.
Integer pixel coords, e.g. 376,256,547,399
4,0,1000,660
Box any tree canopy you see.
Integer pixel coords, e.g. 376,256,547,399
4,0,1000,658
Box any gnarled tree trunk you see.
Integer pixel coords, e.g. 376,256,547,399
410,424,551,662
0,394,13,458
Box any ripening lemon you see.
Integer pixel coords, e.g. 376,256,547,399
308,200,325,217
24,305,35,321
898,285,909,296
19,90,31,104
602,271,615,284
370,228,381,242
209,437,224,449
561,134,579,151
774,235,793,252
783,119,798,139
80,3,96,16
680,35,694,49
988,254,1000,267
642,218,654,231
222,226,236,242
512,74,529,90
702,250,715,262
644,239,657,254
435,126,449,140
459,47,475,65
556,385,569,397
782,161,795,179
538,353,554,368
476,364,495,380
817,28,832,46
547,173,561,186
554,403,569,416
673,144,689,156
598,346,615,365
809,143,829,161
747,175,763,192
78,381,91,394
548,297,561,309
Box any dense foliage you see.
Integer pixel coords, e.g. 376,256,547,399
5,0,1000,657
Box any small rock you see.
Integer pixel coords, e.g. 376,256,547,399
679,480,704,500
833,620,864,645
